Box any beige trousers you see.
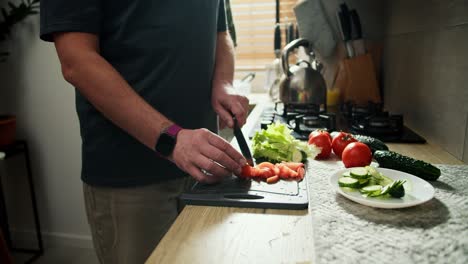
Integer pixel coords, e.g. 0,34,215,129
83,177,192,264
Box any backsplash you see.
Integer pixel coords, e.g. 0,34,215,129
383,0,468,163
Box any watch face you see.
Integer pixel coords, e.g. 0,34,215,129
156,133,176,157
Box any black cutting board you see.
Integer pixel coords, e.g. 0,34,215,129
180,174,309,210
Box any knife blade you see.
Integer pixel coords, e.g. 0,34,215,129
350,9,366,56
337,3,354,58
233,116,255,166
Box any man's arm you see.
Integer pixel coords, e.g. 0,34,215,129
211,32,249,129
54,32,170,149
53,32,245,182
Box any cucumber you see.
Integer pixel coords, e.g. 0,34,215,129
373,150,441,181
353,134,389,153
388,180,406,198
358,178,369,187
342,171,351,177
350,167,370,179
360,185,383,197
292,149,303,163
380,185,391,196
338,177,360,188
365,165,393,186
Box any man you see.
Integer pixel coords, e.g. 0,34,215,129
40,1,248,263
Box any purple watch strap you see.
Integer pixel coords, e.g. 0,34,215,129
166,124,183,137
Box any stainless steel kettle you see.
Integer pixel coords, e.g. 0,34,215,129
279,38,327,111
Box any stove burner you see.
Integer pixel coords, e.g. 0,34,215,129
251,103,425,143
292,113,336,136
302,116,320,127
342,101,404,137
277,103,324,117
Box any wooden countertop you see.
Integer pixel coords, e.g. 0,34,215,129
146,99,465,264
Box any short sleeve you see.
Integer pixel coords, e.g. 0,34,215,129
217,0,227,32
40,0,101,42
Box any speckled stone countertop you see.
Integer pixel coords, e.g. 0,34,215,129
307,159,468,264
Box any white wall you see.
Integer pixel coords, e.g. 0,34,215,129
0,5,92,247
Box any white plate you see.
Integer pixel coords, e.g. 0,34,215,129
330,168,435,209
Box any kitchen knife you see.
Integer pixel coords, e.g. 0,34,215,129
274,23,282,56
287,23,294,44
233,116,255,167
350,9,366,56
337,3,354,58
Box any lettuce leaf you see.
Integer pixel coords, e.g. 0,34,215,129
252,122,319,163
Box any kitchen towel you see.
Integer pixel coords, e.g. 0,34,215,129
294,0,336,58
306,159,468,264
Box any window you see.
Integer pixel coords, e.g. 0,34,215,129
231,0,297,71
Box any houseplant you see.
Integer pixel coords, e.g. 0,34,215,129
0,0,39,147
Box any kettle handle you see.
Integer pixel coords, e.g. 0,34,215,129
282,38,310,77
296,60,312,68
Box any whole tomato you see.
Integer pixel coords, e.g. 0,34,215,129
308,131,332,159
332,132,357,158
342,142,372,168
309,129,332,142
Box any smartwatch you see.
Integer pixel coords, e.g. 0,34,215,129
155,124,183,157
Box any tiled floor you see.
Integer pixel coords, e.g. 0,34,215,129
13,246,99,264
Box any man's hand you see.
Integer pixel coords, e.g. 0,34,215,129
170,129,247,183
211,31,249,129
212,83,249,129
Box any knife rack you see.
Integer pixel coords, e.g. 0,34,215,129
335,53,381,105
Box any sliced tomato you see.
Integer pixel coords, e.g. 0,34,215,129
257,162,276,170
277,164,299,179
241,165,253,178
281,162,304,171
257,162,279,175
266,175,280,184
258,168,275,179
297,167,305,180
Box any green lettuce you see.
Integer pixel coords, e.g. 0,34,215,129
252,122,319,163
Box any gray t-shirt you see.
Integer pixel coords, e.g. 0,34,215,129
40,0,227,187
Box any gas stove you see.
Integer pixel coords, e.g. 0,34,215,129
250,102,426,143
251,103,336,141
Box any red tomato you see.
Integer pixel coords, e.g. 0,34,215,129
281,162,304,171
258,168,275,178
241,165,253,178
275,164,294,179
308,132,332,159
258,162,279,175
342,142,372,168
297,167,305,180
309,129,332,142
332,132,357,158
266,175,280,184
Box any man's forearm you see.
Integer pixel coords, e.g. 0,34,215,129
212,32,235,88
55,33,171,150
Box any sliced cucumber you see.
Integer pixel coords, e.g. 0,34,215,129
342,171,351,177
360,185,383,197
350,167,370,179
388,180,406,198
380,185,391,196
360,185,382,193
338,177,360,188
358,178,369,187
291,149,303,162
